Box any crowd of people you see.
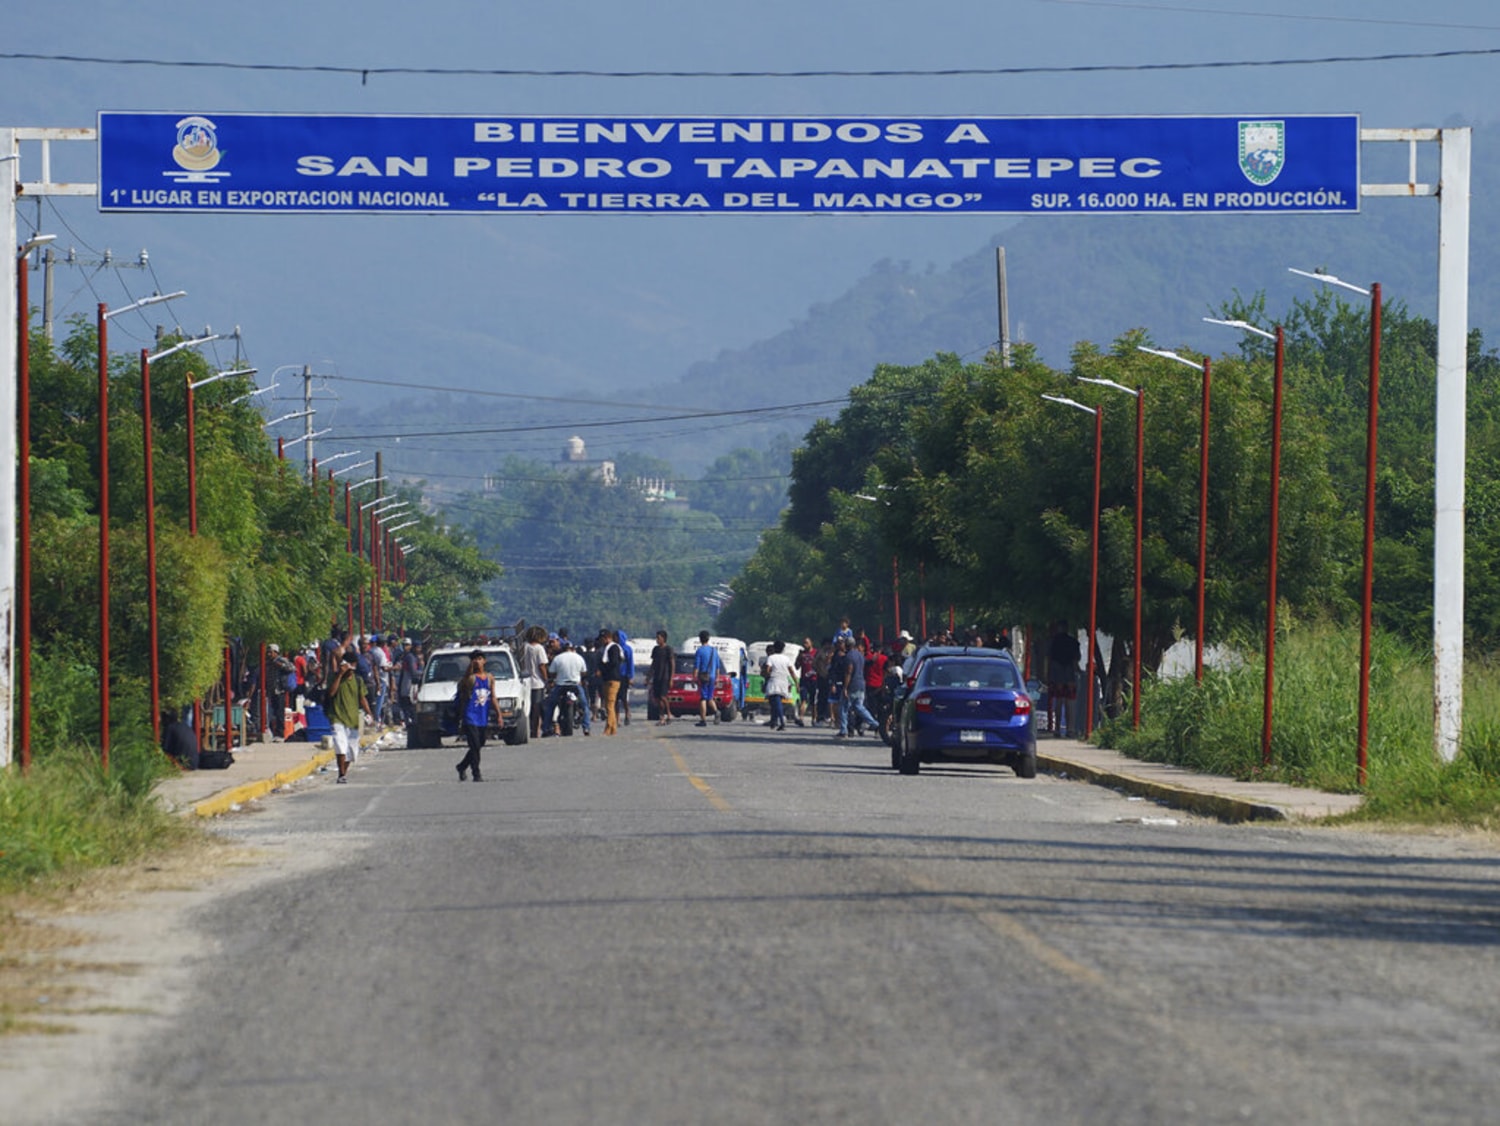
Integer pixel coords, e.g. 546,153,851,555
174,615,1066,776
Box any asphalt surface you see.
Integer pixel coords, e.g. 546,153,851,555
10,713,1500,1124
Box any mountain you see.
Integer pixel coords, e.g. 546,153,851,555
351,126,1498,480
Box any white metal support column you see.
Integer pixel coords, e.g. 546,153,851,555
2,127,17,770
1361,127,1471,763
1,127,96,768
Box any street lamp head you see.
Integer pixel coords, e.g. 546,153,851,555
189,366,258,392
282,427,332,449
1075,376,1139,398
1041,393,1097,415
147,332,221,365
103,290,186,322
17,233,56,259
1203,316,1276,341
262,408,315,429
1136,345,1205,372
1289,267,1370,298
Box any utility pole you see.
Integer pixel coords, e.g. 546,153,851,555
35,246,152,343
995,246,1012,368
303,364,314,478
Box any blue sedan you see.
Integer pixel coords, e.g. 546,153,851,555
894,655,1037,778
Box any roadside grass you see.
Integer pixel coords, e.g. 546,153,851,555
0,738,197,897
0,735,208,1036
1096,624,1500,829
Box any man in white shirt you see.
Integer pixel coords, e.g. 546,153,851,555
522,625,549,738
541,641,590,736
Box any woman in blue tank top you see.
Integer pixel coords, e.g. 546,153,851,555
455,650,500,782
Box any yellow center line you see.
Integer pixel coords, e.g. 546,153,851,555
667,745,734,812
905,872,1103,988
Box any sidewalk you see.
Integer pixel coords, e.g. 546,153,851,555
156,724,397,819
1037,735,1365,821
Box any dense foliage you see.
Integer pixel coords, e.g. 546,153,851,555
446,444,790,641
19,317,499,758
719,293,1500,686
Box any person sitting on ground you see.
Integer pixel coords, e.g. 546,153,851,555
160,709,201,770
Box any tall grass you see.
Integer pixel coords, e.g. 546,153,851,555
1097,623,1500,826
0,734,192,895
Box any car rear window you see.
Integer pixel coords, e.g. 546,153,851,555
924,659,1020,690
674,653,698,675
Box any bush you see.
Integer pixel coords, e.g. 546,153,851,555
1098,623,1500,824
0,740,189,894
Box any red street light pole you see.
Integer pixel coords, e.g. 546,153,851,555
1294,269,1382,787
1139,346,1211,681
1205,316,1286,768
96,291,183,767
1077,376,1144,729
1043,394,1103,737
141,333,218,742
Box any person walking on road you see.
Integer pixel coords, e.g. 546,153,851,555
455,650,501,782
328,650,373,783
836,638,880,739
763,639,797,732
693,631,723,727
650,629,675,725
598,630,626,735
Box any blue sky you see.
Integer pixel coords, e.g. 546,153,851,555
5,1,1497,452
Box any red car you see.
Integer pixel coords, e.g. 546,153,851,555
662,652,735,720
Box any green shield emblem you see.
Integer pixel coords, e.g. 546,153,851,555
1239,121,1286,186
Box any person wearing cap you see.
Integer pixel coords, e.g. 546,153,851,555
397,639,424,733
267,643,296,741
455,650,501,782
328,650,373,783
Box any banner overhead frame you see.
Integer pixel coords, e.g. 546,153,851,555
98,112,1360,216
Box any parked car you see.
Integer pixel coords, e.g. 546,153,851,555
664,651,736,721
893,652,1036,778
409,645,528,748
884,645,1013,747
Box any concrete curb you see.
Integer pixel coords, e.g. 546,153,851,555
1036,751,1292,823
185,725,398,819
189,749,338,818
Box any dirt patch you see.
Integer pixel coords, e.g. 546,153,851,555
0,812,359,1126
0,831,252,1037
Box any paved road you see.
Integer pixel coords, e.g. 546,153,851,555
47,716,1500,1123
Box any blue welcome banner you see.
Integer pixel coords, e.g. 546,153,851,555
98,112,1360,215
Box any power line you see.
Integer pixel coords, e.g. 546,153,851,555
3,46,1498,79
320,373,722,415
1041,0,1500,33
332,396,849,441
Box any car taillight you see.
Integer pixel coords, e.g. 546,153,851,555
913,694,933,713
1014,695,1032,717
